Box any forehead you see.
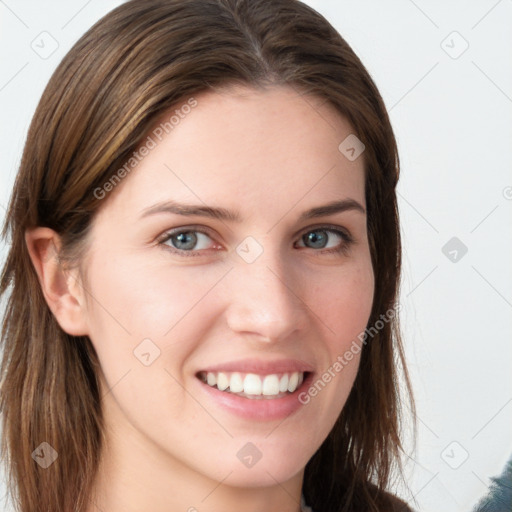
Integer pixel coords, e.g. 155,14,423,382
98,84,366,221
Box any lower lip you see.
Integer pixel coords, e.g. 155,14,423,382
195,372,314,421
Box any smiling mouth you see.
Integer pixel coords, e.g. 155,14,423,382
196,370,309,399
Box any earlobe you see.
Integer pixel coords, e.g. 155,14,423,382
24,227,89,336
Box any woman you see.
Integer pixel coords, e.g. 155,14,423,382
0,1,415,511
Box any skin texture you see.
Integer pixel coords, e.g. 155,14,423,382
25,85,375,512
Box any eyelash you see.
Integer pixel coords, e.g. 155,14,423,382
157,224,355,258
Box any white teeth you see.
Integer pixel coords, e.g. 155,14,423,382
217,372,229,391
279,374,289,392
200,370,306,397
243,374,262,395
288,372,299,392
229,372,244,393
206,372,216,387
262,375,280,396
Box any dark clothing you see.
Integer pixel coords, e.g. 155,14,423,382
301,488,415,511
385,490,415,512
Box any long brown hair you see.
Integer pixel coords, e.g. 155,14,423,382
0,1,415,511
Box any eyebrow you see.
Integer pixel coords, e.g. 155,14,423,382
139,198,366,222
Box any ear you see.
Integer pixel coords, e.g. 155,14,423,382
25,227,89,336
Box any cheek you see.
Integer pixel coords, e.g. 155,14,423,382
82,258,222,421
294,262,373,452
313,260,375,350
84,253,229,343
82,254,234,410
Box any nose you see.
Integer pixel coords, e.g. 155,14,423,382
224,244,308,343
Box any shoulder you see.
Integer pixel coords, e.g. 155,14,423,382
364,482,414,512
379,489,415,512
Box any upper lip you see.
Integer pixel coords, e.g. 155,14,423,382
197,358,315,376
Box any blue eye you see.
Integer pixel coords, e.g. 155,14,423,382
296,227,354,255
158,225,354,257
160,229,216,255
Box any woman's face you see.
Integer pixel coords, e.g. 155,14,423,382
78,85,374,491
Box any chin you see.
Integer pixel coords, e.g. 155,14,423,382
210,438,310,487
221,461,303,488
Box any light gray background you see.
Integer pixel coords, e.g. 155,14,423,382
1,1,511,511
